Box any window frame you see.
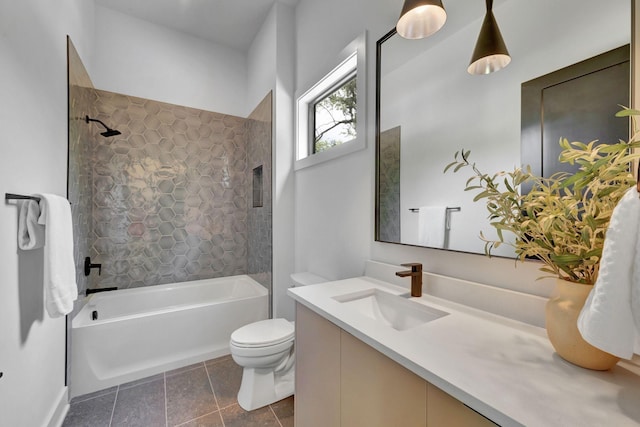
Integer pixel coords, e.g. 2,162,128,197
295,33,366,170
310,71,357,155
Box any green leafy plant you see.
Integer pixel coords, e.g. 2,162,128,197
445,110,640,285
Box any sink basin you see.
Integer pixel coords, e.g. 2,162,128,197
333,289,448,331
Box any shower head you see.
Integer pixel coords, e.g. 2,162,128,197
100,128,122,138
85,115,122,138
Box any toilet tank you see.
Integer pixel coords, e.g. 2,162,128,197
290,272,327,287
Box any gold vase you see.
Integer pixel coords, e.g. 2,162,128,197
545,278,620,371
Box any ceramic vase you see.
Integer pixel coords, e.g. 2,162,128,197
545,278,620,371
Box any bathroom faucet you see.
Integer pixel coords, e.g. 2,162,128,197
395,263,423,297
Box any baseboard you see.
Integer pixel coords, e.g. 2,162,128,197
46,386,69,427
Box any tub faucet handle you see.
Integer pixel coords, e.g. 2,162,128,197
84,256,102,276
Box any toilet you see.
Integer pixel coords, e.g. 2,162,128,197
230,272,327,411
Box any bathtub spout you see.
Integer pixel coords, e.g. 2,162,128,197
86,287,118,296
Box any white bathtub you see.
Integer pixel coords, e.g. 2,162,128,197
70,275,268,398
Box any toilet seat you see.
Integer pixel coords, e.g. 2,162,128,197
231,318,294,348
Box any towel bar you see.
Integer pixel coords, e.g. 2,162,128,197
5,193,71,204
409,206,461,232
409,207,461,213
5,193,41,203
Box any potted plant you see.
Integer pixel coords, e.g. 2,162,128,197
445,109,640,370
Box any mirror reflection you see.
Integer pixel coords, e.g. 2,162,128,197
376,0,631,257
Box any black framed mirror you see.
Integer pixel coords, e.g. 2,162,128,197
375,0,631,257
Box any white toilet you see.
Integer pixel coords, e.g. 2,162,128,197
229,272,327,411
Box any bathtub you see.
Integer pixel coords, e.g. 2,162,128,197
70,275,268,398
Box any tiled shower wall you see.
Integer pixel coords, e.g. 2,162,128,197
246,93,272,289
69,87,272,290
68,85,94,295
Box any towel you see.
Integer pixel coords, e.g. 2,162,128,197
17,199,45,250
418,206,447,248
577,187,640,359
36,193,78,318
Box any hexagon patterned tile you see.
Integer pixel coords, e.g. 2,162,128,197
69,87,272,290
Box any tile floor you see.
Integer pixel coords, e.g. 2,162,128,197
62,355,294,427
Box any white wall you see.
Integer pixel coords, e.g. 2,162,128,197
91,5,248,117
0,1,94,425
293,0,387,284
248,7,277,111
248,3,297,320
293,0,393,282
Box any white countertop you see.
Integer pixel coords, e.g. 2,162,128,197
288,276,640,426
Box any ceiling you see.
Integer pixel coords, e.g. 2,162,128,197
94,0,298,52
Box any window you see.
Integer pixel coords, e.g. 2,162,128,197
295,33,366,170
312,74,357,154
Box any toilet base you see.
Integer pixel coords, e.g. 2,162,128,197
237,365,294,411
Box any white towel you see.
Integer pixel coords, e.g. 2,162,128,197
418,206,446,248
577,187,640,359
18,200,45,250
36,193,78,318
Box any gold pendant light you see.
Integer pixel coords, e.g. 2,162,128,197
468,0,511,75
396,0,447,40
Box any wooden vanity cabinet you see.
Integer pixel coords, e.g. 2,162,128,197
295,303,498,427
295,303,341,427
427,384,497,427
340,328,427,426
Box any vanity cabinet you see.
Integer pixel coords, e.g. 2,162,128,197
427,383,497,427
341,327,427,426
295,303,341,427
295,303,497,427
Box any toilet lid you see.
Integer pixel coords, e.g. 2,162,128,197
231,318,295,348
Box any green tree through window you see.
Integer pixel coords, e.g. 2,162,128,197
313,75,357,153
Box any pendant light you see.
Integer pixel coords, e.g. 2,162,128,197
396,0,447,40
468,0,511,75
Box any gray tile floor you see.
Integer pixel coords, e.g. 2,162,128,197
63,355,294,427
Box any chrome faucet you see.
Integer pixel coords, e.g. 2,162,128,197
395,263,423,297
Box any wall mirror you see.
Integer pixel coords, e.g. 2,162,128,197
375,0,631,257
